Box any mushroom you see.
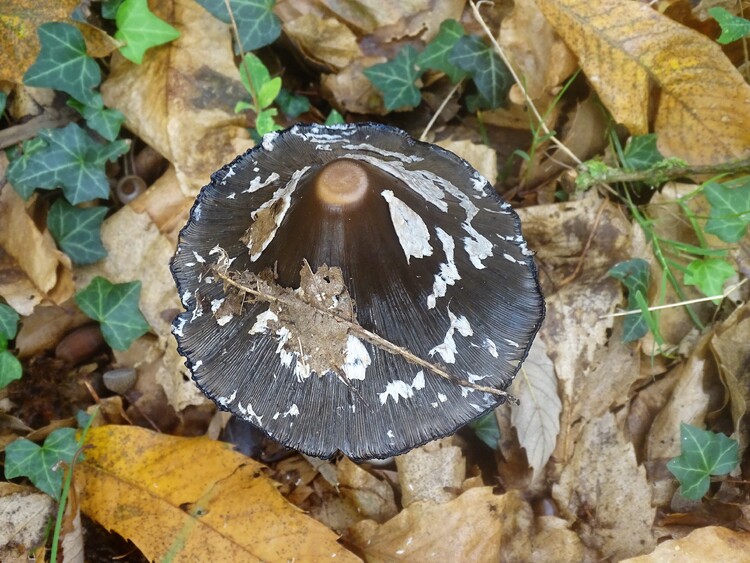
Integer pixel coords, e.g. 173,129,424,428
171,123,544,460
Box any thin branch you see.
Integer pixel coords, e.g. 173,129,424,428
576,158,750,190
215,268,512,400
469,0,581,165
420,80,462,142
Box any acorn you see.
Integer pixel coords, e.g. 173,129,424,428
170,123,544,460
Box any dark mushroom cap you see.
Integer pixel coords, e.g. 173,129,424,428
171,123,544,460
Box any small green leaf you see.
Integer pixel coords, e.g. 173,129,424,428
75,277,150,350
276,88,311,119
684,258,735,301
0,351,22,389
324,109,345,125
47,200,108,265
23,22,100,106
416,19,468,83
238,53,275,110
255,108,281,136
450,35,511,109
709,7,750,45
468,411,500,450
622,134,664,171
5,428,79,499
608,259,650,342
235,100,253,113
667,423,739,500
196,0,281,51
0,303,20,340
258,77,282,109
704,178,750,243
6,123,129,204
115,0,181,64
0,92,7,115
364,45,422,111
68,94,125,142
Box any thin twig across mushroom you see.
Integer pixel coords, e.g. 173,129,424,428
171,123,544,460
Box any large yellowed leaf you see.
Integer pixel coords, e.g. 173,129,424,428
536,0,750,165
76,425,360,562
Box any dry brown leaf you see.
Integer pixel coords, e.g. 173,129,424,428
436,137,497,185
509,335,561,479
499,0,577,100
552,411,656,560
337,458,398,523
395,437,465,507
283,14,362,71
349,488,533,562
76,425,360,562
623,526,750,562
14,301,89,358
0,483,54,560
711,302,750,455
537,0,750,164
530,516,587,562
0,183,73,315
101,0,251,197
321,56,386,114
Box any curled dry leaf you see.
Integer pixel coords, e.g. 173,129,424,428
283,14,362,71
536,0,750,165
349,488,533,562
76,425,360,562
101,0,251,197
395,437,465,507
337,457,398,523
0,183,73,315
623,526,750,563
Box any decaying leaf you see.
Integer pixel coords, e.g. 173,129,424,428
536,0,750,164
395,437,465,507
509,335,560,479
552,411,656,560
76,425,360,561
0,483,55,561
101,0,252,197
624,526,750,562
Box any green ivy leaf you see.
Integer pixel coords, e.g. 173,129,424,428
47,200,108,265
709,7,750,45
364,45,422,111
0,351,22,389
5,428,79,499
255,108,282,136
667,423,739,500
23,22,100,106
704,178,750,243
468,411,500,450
6,137,47,199
75,277,150,350
416,19,468,83
623,134,664,171
450,35,511,109
0,303,19,340
196,0,281,51
276,88,311,119
684,258,735,301
103,0,125,19
68,94,125,142
608,259,650,342
115,0,181,64
324,109,345,125
6,123,128,204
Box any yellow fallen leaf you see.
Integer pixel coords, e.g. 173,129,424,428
537,0,750,165
76,425,360,562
